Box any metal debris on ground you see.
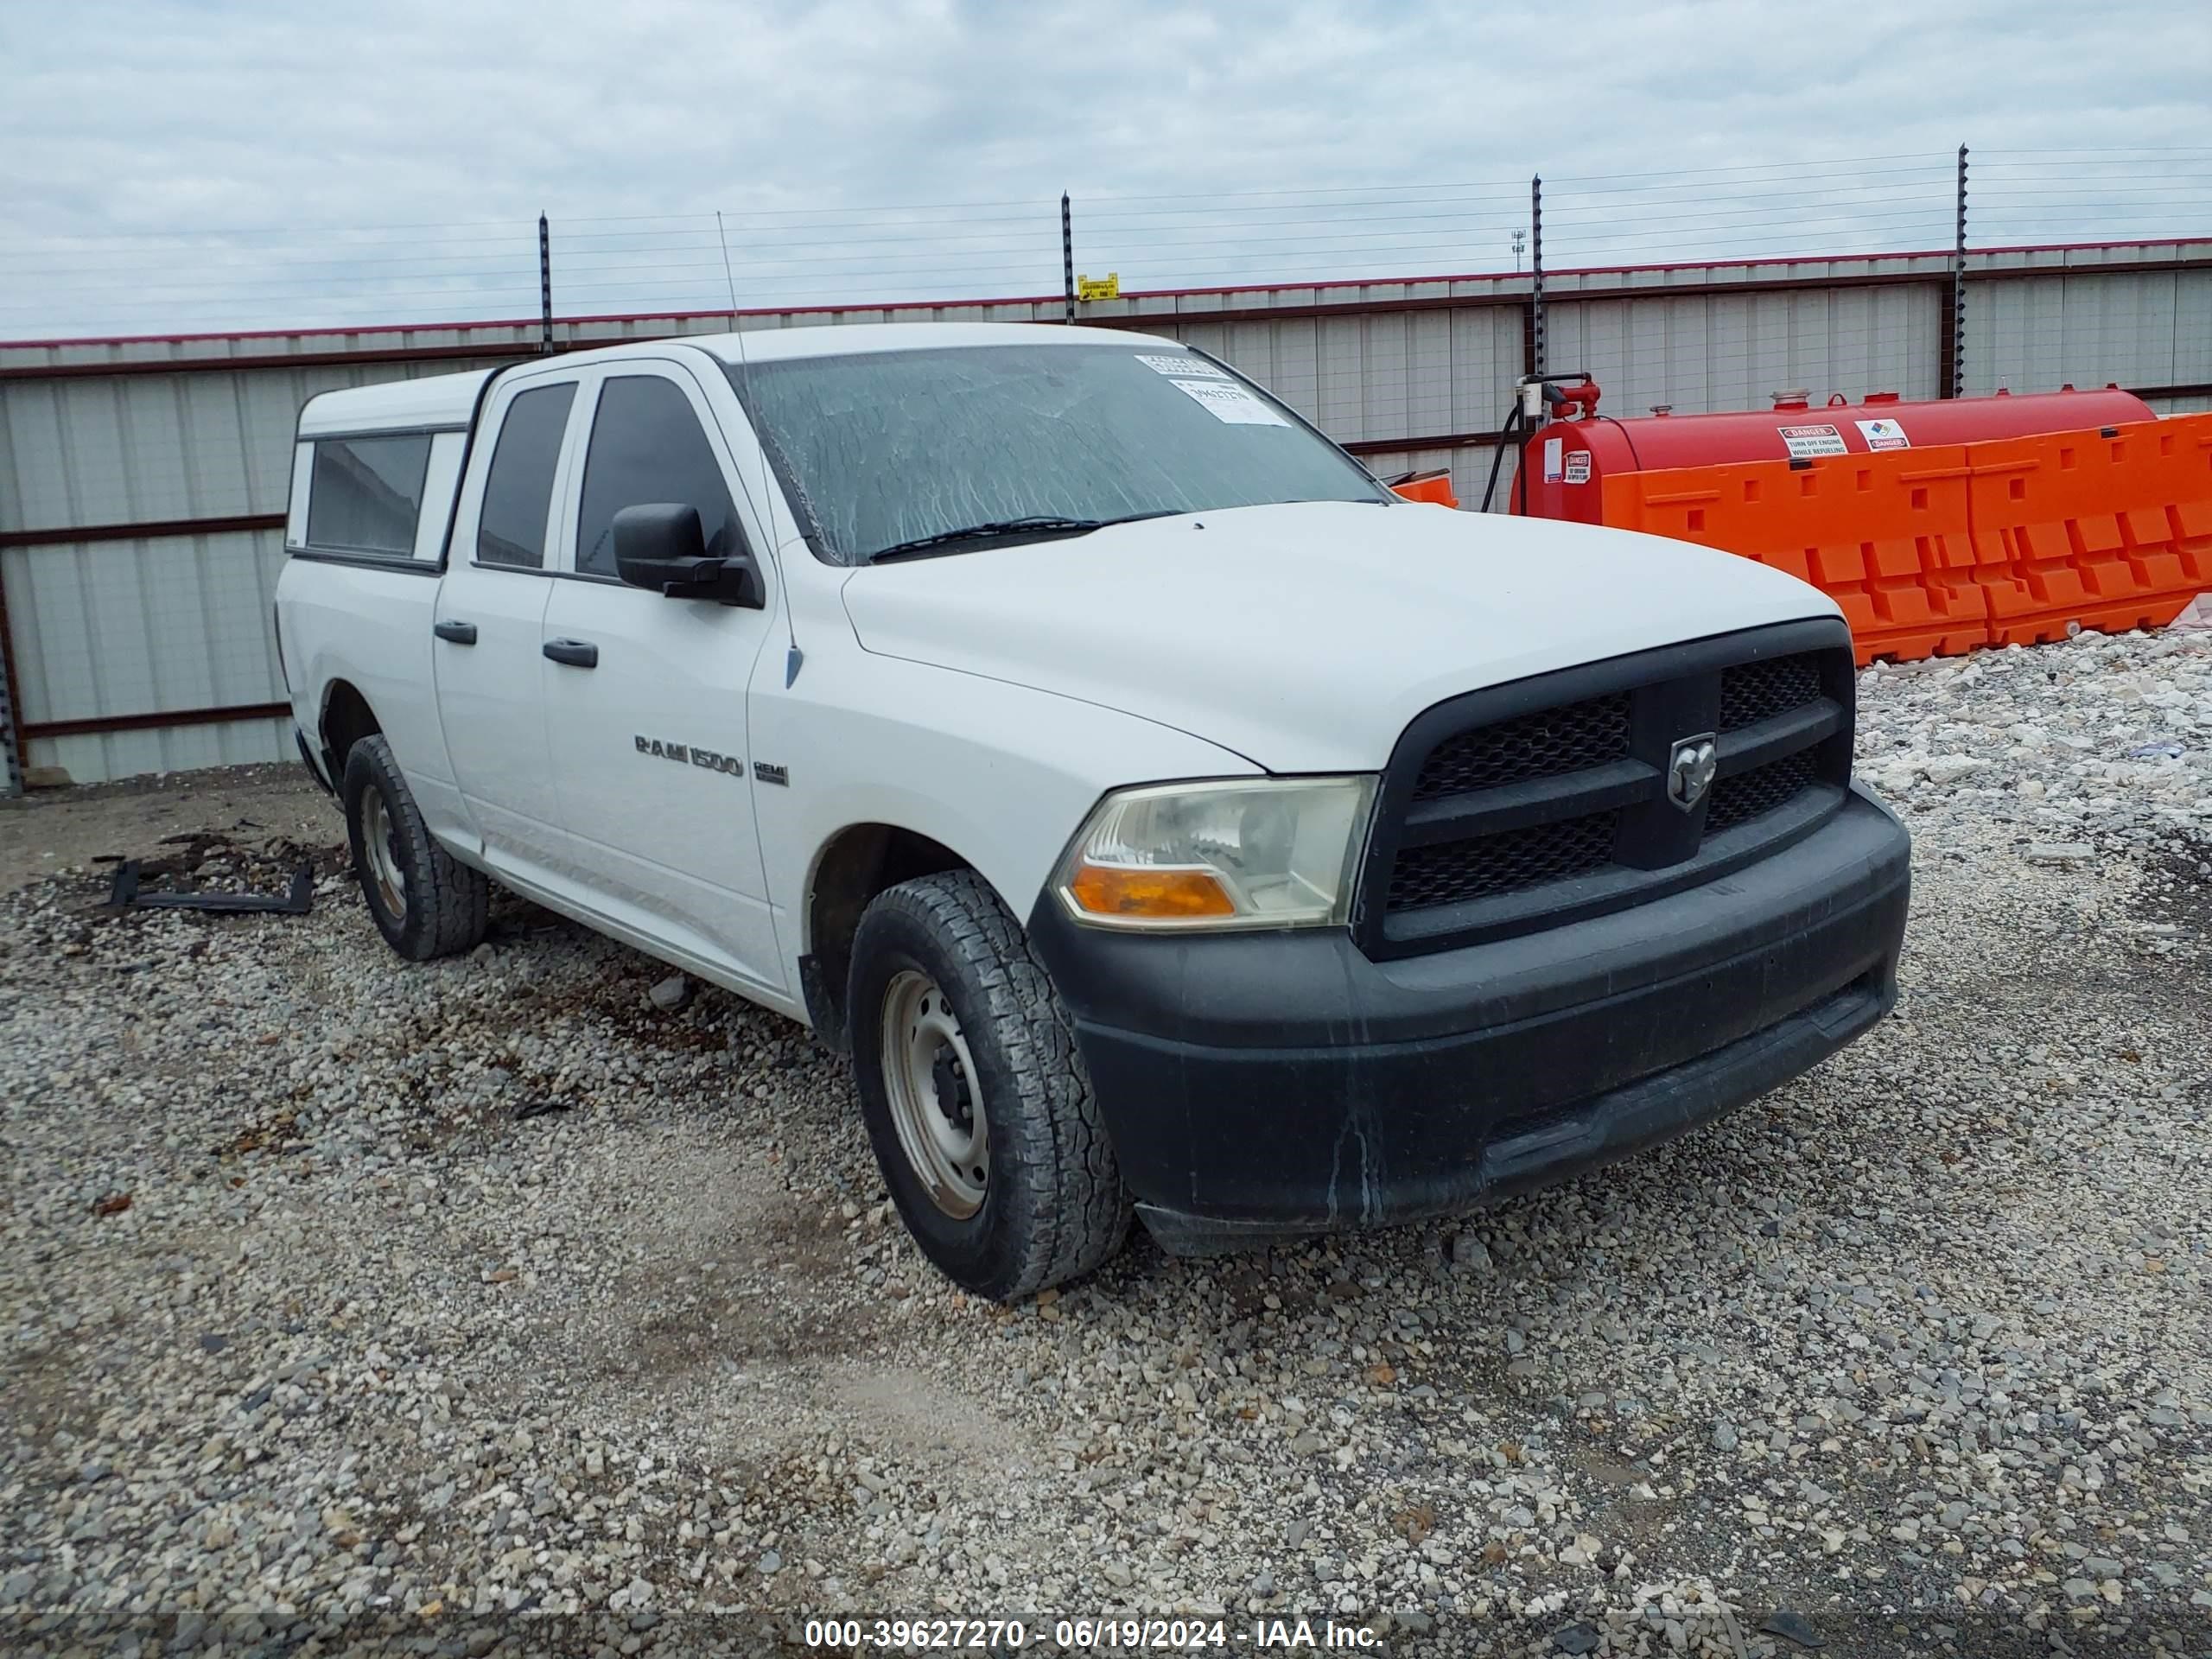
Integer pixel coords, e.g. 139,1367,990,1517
96,830,323,915
1759,1607,1824,1649
108,856,313,914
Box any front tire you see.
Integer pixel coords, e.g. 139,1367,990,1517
342,734,488,962
849,872,1129,1300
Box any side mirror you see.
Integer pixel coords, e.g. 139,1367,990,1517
612,504,765,608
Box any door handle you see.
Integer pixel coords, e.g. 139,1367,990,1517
543,638,599,669
433,620,477,645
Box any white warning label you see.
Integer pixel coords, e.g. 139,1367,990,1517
1563,450,1592,485
1855,416,1910,450
1170,378,1288,425
1779,423,1847,459
1136,353,1228,378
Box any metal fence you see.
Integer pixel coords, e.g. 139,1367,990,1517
5,149,2211,791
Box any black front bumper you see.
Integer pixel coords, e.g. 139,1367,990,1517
1027,784,1910,1250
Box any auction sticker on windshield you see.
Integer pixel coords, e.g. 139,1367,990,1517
1779,423,1847,459
1136,353,1229,378
1170,378,1290,425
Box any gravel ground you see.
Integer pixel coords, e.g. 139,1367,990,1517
2,628,2208,1658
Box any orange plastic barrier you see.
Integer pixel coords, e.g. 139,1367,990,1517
1389,468,1460,509
1964,414,2212,648
1599,447,1989,664
1594,412,2212,664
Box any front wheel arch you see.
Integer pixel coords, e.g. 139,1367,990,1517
802,823,980,1052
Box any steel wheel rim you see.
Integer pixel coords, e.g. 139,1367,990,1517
880,969,988,1218
360,785,407,920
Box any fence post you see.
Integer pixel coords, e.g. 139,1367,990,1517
539,213,554,351
0,583,21,798
1062,193,1076,322
1529,175,1546,379
1950,146,1968,397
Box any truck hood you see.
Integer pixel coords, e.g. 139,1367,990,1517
838,501,1840,772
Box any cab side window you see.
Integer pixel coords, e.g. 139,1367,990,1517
477,384,576,569
575,375,744,578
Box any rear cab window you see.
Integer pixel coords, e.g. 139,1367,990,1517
477,384,577,569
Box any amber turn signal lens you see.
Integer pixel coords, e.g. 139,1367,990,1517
1065,862,1236,919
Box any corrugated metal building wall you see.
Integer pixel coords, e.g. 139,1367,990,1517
0,353,520,784
3,238,2208,787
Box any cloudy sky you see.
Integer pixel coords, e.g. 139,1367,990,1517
2,0,2208,338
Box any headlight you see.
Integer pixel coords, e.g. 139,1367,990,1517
1053,777,1376,931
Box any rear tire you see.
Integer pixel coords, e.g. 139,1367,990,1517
342,734,488,962
849,871,1129,1300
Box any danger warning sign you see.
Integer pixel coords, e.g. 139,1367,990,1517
1778,423,1847,460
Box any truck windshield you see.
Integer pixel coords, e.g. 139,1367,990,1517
721,343,1392,565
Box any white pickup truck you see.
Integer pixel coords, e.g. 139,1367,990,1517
275,322,1910,1298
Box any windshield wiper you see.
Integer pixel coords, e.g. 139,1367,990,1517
865,517,1105,563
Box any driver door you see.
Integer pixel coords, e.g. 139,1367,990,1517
538,360,785,997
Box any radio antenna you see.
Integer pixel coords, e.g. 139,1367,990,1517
714,211,740,314
717,208,802,685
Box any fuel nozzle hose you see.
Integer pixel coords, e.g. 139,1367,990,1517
1478,401,1525,515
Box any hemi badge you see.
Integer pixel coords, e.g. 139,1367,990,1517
753,761,789,787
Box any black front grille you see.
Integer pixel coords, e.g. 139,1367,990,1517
1719,652,1822,731
1386,812,1620,910
1706,748,1819,836
1412,693,1630,801
1358,622,1855,958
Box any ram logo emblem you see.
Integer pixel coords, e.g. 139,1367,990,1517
1667,734,1719,811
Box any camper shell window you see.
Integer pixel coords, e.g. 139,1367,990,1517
306,433,434,556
